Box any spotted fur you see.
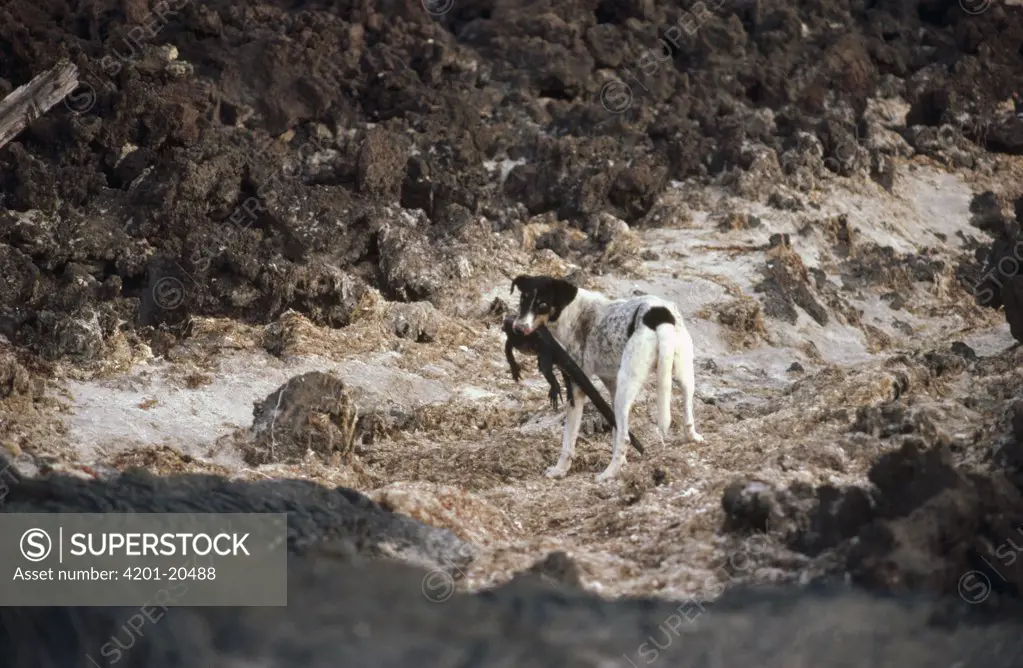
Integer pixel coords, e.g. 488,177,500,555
511,274,703,482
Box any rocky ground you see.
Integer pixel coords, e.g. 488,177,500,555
6,554,1023,667
3,0,1023,664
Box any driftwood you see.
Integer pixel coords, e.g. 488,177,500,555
0,59,79,152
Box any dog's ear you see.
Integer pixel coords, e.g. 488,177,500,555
511,275,529,295
550,278,579,309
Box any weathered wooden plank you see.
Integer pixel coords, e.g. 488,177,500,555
0,59,79,151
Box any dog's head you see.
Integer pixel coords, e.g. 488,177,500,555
508,275,578,335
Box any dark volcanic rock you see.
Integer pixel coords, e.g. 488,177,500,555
377,214,451,302
240,371,359,466
972,200,1023,341
755,236,830,326
786,484,876,558
970,190,1009,235
722,479,778,533
1,0,1022,360
1002,275,1023,344
3,555,1023,668
0,347,32,399
736,433,1023,605
522,550,584,588
845,439,1023,598
988,115,1023,155
356,126,411,200
0,452,473,577
388,301,442,343
950,341,977,361
6,436,1023,665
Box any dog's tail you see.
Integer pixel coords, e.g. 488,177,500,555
646,306,678,437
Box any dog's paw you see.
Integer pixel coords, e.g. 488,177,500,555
595,461,624,483
686,430,705,443
548,389,561,411
545,464,569,479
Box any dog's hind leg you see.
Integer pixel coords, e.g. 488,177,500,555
589,377,644,455
597,332,657,482
654,323,676,445
602,377,618,445
546,385,586,479
674,326,703,443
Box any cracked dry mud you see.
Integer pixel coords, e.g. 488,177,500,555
4,0,1023,666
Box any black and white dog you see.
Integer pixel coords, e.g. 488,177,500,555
510,275,702,482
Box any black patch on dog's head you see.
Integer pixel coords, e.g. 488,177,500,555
510,275,578,325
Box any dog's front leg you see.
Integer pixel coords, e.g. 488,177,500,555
546,386,585,479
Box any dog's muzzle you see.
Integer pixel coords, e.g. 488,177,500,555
512,318,533,335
